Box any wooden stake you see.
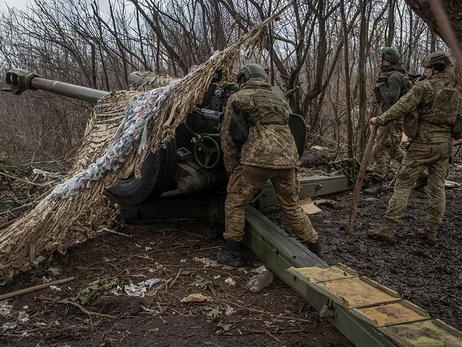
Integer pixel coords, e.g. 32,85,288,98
346,124,378,233
0,277,74,301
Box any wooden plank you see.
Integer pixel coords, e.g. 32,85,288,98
379,319,462,347
310,277,400,309
350,301,430,327
288,265,357,284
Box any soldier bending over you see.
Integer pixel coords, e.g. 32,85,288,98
218,63,324,267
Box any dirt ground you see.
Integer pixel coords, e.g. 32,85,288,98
0,148,462,346
0,220,352,347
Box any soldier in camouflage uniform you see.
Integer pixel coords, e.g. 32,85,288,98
369,51,457,245
217,63,323,267
369,47,408,185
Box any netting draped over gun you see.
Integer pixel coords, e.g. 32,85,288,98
0,8,293,276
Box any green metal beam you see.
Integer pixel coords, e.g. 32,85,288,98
256,175,353,208
243,206,397,347
120,175,353,220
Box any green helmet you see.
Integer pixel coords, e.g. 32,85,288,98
381,47,401,64
421,51,453,68
237,63,268,85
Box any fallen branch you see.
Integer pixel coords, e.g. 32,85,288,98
41,297,118,319
167,268,183,290
0,171,53,187
218,298,311,323
101,227,132,238
0,277,75,301
59,299,118,319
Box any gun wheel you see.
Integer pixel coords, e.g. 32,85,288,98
104,140,176,206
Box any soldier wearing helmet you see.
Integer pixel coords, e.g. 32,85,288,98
369,51,458,245
217,63,323,266
368,47,409,189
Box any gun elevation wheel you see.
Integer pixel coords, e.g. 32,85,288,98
193,136,220,169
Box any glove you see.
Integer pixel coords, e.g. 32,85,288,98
374,86,381,103
376,75,388,83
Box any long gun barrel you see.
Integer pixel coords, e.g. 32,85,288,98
6,69,108,104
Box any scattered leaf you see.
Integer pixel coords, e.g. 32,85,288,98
311,145,326,151
181,270,194,276
206,308,221,318
181,293,212,303
202,306,221,318
217,321,231,331
190,276,213,289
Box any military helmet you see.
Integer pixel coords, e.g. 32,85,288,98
237,63,268,85
381,47,400,64
421,51,453,68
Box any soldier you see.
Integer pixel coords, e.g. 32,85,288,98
369,51,458,245
217,63,323,267
368,47,409,191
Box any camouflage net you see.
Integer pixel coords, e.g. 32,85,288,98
0,12,285,277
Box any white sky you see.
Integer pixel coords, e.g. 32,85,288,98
0,0,110,12
0,0,30,11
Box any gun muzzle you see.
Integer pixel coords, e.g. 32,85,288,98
5,69,40,95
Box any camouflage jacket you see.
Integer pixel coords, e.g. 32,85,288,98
220,78,299,173
377,71,456,144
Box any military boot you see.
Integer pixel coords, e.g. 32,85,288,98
368,218,397,242
305,240,325,260
217,240,244,267
364,183,385,196
417,222,438,245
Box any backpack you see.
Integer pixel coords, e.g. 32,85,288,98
403,82,460,139
429,82,460,126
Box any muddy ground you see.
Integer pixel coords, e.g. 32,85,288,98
0,149,461,346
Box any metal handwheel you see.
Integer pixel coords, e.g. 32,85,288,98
193,135,220,169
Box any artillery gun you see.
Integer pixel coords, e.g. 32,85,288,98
5,69,309,214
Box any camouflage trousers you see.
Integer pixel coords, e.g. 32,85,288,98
224,165,318,243
385,141,452,226
371,122,405,178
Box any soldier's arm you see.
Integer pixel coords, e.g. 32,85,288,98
376,83,427,126
220,96,241,173
379,73,403,107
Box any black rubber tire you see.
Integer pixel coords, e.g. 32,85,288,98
104,140,177,206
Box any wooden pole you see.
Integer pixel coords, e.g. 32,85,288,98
346,124,378,233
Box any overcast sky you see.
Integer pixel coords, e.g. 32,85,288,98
0,0,110,12
0,0,29,11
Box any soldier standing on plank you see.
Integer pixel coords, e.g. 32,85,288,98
217,63,324,267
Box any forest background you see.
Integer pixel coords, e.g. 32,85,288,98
0,0,449,169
